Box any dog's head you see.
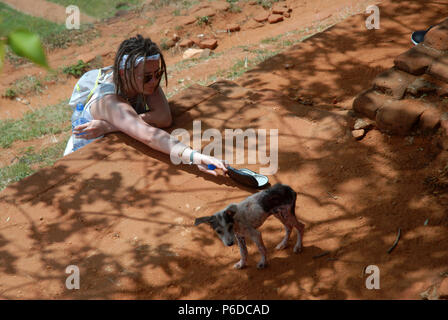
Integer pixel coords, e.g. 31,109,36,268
194,204,238,246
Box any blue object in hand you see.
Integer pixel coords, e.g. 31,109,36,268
207,164,217,170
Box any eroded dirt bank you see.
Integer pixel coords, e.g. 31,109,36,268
1,0,448,299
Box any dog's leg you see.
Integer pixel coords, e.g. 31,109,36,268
276,207,304,253
248,229,268,269
274,213,292,250
234,235,248,269
284,213,304,253
292,219,305,253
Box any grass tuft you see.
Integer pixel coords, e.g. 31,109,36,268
0,100,72,148
0,138,69,191
3,76,44,99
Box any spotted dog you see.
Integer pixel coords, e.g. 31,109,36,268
194,183,304,269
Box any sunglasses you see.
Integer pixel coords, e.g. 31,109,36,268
143,69,164,83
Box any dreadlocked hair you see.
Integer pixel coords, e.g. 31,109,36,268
113,34,168,114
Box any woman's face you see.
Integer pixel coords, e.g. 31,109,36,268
123,58,163,96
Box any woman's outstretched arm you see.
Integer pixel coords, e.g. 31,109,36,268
73,87,172,138
89,94,227,176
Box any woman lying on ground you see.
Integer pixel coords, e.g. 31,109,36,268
64,34,227,177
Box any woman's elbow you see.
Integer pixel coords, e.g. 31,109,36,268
158,115,173,128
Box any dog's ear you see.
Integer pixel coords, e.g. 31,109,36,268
194,216,214,226
224,204,238,218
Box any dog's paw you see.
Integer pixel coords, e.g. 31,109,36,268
234,261,247,270
293,246,302,254
275,242,288,250
256,261,267,269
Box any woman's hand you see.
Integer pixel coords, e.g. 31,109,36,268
73,119,116,139
195,154,228,177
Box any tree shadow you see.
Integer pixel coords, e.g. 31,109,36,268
1,0,448,300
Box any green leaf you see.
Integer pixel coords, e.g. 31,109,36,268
0,40,5,72
7,29,48,68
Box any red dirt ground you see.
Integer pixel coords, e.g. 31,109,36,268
1,0,448,299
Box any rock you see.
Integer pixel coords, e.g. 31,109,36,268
191,37,202,46
406,77,438,96
226,24,240,32
375,99,427,135
284,12,291,18
272,7,289,15
268,14,284,24
424,20,448,51
172,34,180,42
353,118,374,130
427,56,448,83
15,97,30,105
352,129,365,140
352,89,390,119
164,39,176,49
245,19,264,30
200,48,212,59
419,108,441,134
179,16,197,26
373,67,417,99
439,277,448,298
394,43,444,75
272,3,291,15
283,63,294,69
182,48,204,60
179,39,194,48
254,12,269,23
198,39,218,50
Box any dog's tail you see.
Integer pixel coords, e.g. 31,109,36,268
289,188,297,216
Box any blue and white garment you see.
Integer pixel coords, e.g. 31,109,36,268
64,53,160,156
64,67,116,156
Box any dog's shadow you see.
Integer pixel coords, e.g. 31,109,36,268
234,245,335,278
